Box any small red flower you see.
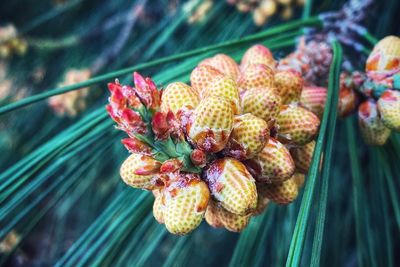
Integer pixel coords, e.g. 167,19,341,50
152,111,183,140
133,72,161,111
160,159,183,174
133,158,161,176
190,149,207,167
152,111,170,140
107,79,147,137
120,108,147,136
122,138,152,155
106,104,122,124
108,82,126,110
121,85,143,109
166,111,184,140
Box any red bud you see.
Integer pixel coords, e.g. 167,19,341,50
190,149,207,167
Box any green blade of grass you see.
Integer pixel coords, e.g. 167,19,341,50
54,189,130,266
285,40,342,267
162,235,191,267
309,41,342,266
0,16,321,115
345,118,366,267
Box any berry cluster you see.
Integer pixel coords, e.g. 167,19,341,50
0,24,27,59
342,36,400,145
279,37,333,87
278,35,400,146
186,0,214,24
227,0,304,26
48,69,92,117
106,44,321,235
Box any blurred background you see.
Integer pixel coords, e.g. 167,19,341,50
0,0,399,266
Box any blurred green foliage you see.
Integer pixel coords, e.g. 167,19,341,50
0,0,399,266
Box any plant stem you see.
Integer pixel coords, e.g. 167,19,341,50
0,17,321,116
285,40,342,267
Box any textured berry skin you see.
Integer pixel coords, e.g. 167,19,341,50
366,36,400,73
223,114,269,160
247,138,295,183
377,90,400,131
242,87,281,122
204,200,224,228
290,140,315,174
161,82,199,113
202,76,241,115
218,208,250,232
274,70,304,104
153,191,165,224
188,96,234,153
358,99,392,146
278,38,332,86
237,64,275,93
300,86,327,118
120,153,161,189
204,158,257,215
163,174,210,235
252,184,270,215
190,65,224,95
199,54,240,80
276,104,320,145
205,200,250,232
292,173,306,188
259,176,299,205
241,44,276,69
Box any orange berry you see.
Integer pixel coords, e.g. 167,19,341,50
204,158,257,215
274,70,304,104
377,90,400,131
205,199,250,232
292,172,306,188
366,35,400,73
163,174,210,235
290,140,315,174
248,138,295,183
120,153,162,190
358,99,391,146
338,74,359,118
190,65,224,95
188,96,234,153
300,86,327,118
237,63,275,93
202,76,241,114
241,44,276,69
259,176,299,205
199,54,240,80
241,87,281,122
204,200,224,228
223,114,269,160
276,104,320,145
161,82,199,113
153,190,165,224
252,184,271,215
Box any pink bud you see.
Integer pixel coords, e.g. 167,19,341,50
190,149,207,167
152,111,170,140
106,104,121,124
133,72,161,110
160,159,183,174
133,156,161,176
120,108,147,135
108,82,126,109
121,138,152,155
